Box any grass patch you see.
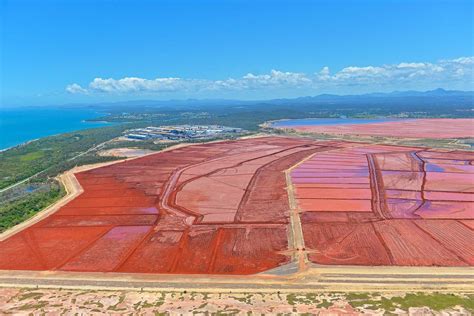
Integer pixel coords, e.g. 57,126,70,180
17,301,47,310
19,150,44,162
18,292,43,301
393,293,474,312
0,179,65,232
316,299,333,309
347,292,474,312
286,293,331,306
345,292,371,301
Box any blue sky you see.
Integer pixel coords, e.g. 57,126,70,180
1,0,473,106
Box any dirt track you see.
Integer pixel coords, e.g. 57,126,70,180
0,265,472,293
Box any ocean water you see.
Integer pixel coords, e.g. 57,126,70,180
0,107,113,150
271,118,397,127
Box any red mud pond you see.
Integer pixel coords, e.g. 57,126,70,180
276,118,474,139
0,137,472,275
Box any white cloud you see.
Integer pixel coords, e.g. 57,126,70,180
209,70,312,91
333,66,388,81
88,77,192,93
241,69,312,87
66,56,474,95
397,62,427,68
65,83,88,94
317,66,330,81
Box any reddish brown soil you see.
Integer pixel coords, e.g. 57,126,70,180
293,144,474,266
303,222,392,265
0,137,334,275
281,118,474,139
1,138,472,274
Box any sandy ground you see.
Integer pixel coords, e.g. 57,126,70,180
0,262,472,294
0,287,472,315
98,147,156,157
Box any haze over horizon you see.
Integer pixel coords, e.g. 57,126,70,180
1,0,473,106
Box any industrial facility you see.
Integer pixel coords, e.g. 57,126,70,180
124,125,244,141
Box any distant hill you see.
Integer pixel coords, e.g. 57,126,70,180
347,88,473,98
59,89,473,123
70,88,473,110
270,89,474,103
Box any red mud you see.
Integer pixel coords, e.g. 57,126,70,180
0,138,472,274
292,144,474,267
303,222,392,265
0,137,334,275
280,118,474,139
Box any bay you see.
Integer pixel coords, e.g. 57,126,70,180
0,107,112,150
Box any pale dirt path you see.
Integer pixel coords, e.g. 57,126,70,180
284,141,369,272
0,265,473,293
285,153,313,270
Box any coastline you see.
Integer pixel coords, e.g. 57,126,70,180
0,122,119,152
0,108,115,151
0,138,40,153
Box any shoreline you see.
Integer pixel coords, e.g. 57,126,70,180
0,122,120,153
0,138,40,153
0,108,116,152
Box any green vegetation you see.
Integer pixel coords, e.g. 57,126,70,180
18,292,44,301
19,150,45,162
284,292,473,312
316,299,333,309
0,179,64,232
0,125,132,232
17,302,48,311
0,125,129,189
347,292,474,313
91,94,474,130
107,294,126,311
0,151,122,232
345,292,371,300
286,293,331,306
